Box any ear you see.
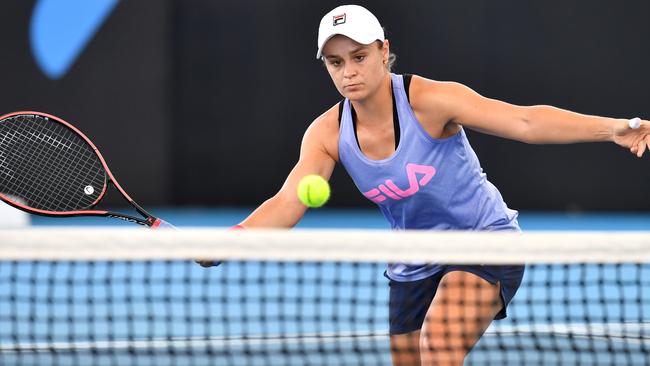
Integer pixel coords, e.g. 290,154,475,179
382,39,390,64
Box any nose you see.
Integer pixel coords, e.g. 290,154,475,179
342,62,357,79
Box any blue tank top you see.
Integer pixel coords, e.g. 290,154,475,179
338,73,520,282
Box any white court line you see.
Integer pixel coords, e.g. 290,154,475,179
2,322,650,353
487,322,650,345
0,331,390,353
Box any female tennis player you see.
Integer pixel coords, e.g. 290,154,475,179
201,5,649,365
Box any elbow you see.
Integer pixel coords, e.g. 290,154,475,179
517,107,541,144
274,191,308,218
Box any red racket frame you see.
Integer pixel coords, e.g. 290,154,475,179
0,111,164,227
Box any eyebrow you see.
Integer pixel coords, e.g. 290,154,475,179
323,45,368,59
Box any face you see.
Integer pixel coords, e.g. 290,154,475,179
321,35,389,101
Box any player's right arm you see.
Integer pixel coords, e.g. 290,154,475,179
239,106,339,228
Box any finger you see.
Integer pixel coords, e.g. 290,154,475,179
629,134,643,153
640,135,650,157
637,139,646,158
634,135,648,157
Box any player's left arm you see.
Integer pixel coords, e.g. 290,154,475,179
413,76,650,157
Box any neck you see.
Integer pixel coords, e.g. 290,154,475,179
350,73,392,126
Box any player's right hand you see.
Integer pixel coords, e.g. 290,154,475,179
195,224,244,268
195,260,220,267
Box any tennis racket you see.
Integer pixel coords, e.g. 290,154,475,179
0,111,173,228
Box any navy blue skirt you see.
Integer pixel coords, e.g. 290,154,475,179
387,264,525,335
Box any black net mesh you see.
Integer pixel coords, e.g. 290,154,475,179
1,258,649,366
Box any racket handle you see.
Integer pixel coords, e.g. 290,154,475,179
151,218,177,229
151,218,219,267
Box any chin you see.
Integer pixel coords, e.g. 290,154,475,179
343,90,369,102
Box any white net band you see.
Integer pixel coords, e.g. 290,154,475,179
1,228,649,263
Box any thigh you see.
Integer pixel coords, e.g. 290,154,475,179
444,264,525,320
420,270,503,364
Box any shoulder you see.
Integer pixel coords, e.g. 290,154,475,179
302,103,341,161
409,75,469,106
408,75,477,119
307,103,340,137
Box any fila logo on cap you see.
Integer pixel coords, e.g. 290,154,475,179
332,13,346,26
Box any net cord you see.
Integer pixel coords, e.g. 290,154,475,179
1,228,649,264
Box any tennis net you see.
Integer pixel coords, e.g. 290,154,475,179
1,228,650,365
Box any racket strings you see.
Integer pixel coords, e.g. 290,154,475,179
2,117,75,208
12,122,71,208
27,118,106,210
29,125,97,210
0,115,106,211
10,117,102,210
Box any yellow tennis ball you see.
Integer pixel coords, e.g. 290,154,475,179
297,175,330,208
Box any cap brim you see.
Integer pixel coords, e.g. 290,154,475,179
316,34,337,59
316,33,381,59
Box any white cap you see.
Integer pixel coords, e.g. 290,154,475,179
316,5,385,59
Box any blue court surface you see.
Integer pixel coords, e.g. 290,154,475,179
2,209,650,365
25,207,650,230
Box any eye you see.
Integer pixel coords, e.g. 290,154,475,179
354,55,366,62
328,59,341,67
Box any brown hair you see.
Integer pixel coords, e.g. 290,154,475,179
377,41,397,72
